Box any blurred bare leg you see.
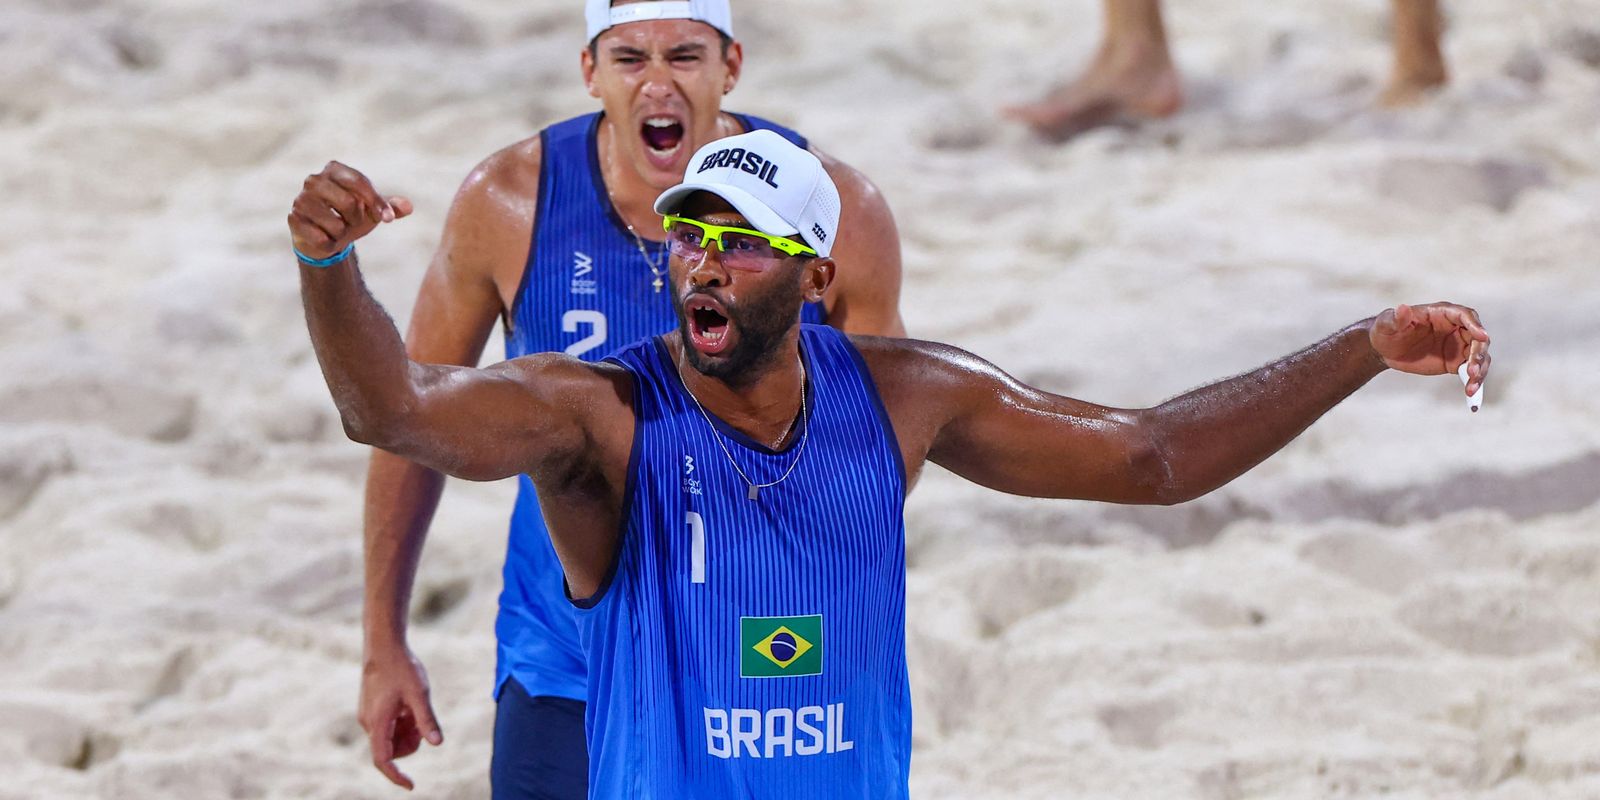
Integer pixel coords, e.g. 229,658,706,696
1381,0,1448,106
1004,0,1183,141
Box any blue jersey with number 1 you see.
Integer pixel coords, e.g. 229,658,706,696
496,112,824,702
579,325,911,799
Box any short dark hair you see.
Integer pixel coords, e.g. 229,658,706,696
588,30,734,60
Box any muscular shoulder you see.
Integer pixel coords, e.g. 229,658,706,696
807,148,905,336
431,136,544,302
810,147,889,218
844,334,993,474
849,335,996,401
451,135,543,225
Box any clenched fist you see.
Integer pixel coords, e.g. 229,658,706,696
287,161,414,260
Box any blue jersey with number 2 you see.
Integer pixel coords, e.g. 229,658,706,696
496,112,823,702
578,325,911,799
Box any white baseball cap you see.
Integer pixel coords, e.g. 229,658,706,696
654,130,842,258
585,0,734,44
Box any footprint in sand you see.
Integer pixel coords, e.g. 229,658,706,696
1096,696,1179,750
1372,153,1548,213
950,550,1100,639
1297,527,1429,595
1396,578,1576,657
3,702,120,771
0,360,196,443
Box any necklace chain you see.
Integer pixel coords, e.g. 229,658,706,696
601,165,668,293
677,351,811,501
621,218,668,293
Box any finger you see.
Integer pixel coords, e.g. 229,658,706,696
407,690,444,747
370,718,414,790
292,195,349,244
1467,345,1490,394
384,196,415,223
324,163,388,224
392,712,423,759
1427,303,1491,343
287,212,334,251
308,177,369,228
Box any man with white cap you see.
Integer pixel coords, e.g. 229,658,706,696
290,131,1490,798
348,1,904,796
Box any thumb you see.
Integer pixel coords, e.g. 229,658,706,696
381,196,415,223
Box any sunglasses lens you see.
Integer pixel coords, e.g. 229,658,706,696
718,231,780,270
666,221,707,258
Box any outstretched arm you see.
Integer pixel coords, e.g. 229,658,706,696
869,303,1490,505
289,161,609,482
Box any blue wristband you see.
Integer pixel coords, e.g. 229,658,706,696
295,243,355,268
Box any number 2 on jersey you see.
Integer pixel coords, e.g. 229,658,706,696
562,309,608,357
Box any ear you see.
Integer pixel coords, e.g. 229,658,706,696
581,46,600,98
722,40,744,94
800,257,835,304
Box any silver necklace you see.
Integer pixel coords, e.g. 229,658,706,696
601,164,668,292
621,217,668,293
677,351,811,501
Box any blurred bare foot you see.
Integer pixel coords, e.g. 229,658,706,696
1005,41,1183,141
1378,66,1447,107
1381,0,1448,107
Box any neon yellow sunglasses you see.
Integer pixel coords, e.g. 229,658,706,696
662,214,817,270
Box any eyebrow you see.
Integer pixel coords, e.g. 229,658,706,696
606,42,711,58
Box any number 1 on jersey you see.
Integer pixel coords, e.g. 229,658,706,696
687,511,705,584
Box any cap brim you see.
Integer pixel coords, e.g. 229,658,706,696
653,182,799,238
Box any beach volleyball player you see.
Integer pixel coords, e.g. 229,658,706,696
289,131,1490,797
354,0,904,795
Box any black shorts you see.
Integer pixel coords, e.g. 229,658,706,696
491,678,588,800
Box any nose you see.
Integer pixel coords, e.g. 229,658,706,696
684,243,727,288
640,56,676,102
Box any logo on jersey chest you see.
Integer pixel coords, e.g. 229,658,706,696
570,250,596,295
682,454,702,496
741,615,823,678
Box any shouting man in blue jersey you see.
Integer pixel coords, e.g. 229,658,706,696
291,131,1490,797
355,0,904,796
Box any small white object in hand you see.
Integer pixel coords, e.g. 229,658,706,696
1457,362,1484,413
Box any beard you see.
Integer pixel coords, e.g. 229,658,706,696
674,266,807,385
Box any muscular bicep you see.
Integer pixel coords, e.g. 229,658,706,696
876,341,1167,503
374,355,622,484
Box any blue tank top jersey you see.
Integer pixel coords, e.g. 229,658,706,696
580,324,911,799
497,112,825,702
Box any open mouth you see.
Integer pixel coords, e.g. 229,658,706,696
686,296,732,355
641,115,686,164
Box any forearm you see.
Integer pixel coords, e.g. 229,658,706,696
362,449,446,651
300,255,418,444
1143,319,1386,503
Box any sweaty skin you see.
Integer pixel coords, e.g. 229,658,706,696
354,16,905,792
291,167,1492,618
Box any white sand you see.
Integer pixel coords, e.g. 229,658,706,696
3,0,1599,797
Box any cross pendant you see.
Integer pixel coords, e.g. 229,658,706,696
746,484,759,501
653,276,664,293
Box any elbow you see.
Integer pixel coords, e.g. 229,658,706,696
1128,415,1187,506
336,395,409,451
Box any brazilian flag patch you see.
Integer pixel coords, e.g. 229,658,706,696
740,615,823,678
